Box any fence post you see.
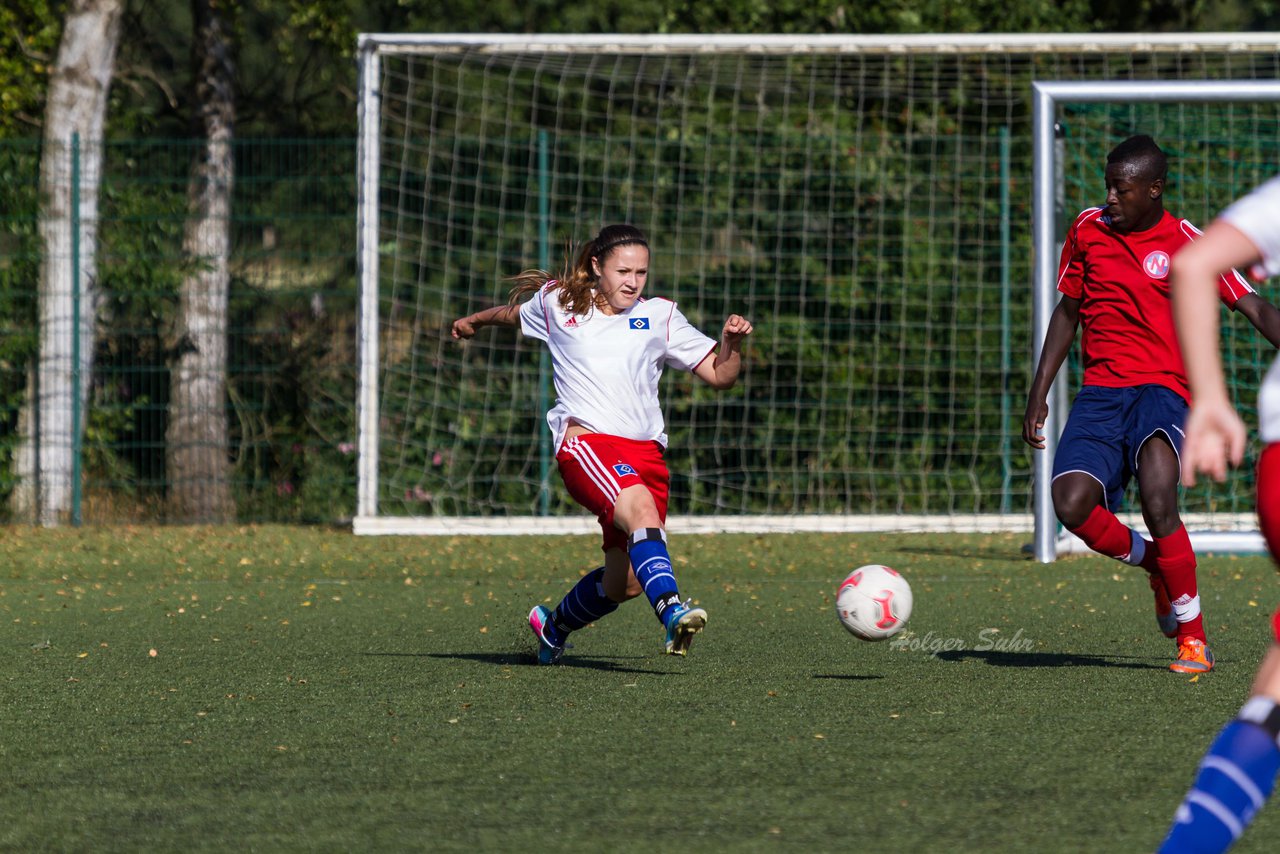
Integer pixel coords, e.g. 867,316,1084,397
537,129,551,516
70,132,83,526
999,125,1012,514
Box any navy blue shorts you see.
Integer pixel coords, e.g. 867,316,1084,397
1052,385,1187,511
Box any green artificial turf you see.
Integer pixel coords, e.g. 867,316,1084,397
1,526,1277,851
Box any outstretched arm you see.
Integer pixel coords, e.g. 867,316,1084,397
451,304,521,339
1173,220,1263,485
1022,295,1081,449
1234,292,1280,350
693,314,754,390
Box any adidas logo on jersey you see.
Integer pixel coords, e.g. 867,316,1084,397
563,316,579,328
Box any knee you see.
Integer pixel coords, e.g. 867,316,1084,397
614,485,661,532
1143,501,1181,538
1138,480,1181,536
1052,481,1097,530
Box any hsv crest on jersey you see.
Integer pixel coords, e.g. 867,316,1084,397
629,318,649,329
1143,250,1171,279
612,463,638,477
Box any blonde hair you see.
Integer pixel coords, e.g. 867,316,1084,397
507,224,649,315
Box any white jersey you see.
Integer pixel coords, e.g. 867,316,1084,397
518,283,718,448
1222,176,1280,442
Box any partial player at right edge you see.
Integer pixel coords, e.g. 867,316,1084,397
1159,175,1280,852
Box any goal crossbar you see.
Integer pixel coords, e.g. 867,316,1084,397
358,32,1280,55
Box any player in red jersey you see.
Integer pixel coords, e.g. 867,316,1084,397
1023,135,1280,673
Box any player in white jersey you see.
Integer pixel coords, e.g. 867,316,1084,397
1159,176,1280,852
451,224,753,664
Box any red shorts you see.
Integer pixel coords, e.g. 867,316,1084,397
1258,445,1280,642
557,433,670,552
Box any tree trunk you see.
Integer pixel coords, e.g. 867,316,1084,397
12,0,123,526
166,0,236,522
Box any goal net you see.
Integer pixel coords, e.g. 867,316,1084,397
355,33,1280,539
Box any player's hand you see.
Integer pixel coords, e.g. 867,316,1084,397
1181,398,1247,486
722,314,753,346
1022,398,1048,449
451,316,477,339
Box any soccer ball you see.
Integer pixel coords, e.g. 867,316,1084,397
836,564,913,641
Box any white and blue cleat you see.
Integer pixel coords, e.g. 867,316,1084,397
664,601,708,656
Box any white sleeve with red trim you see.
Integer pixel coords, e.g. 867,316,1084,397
1221,177,1280,443
1222,175,1280,281
662,302,718,372
1179,218,1258,309
517,283,553,342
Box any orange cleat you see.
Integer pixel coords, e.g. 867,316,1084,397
1169,637,1214,674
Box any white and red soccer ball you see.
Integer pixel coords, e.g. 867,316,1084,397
836,564,913,641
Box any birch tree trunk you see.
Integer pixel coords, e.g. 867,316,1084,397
11,0,123,525
166,0,236,522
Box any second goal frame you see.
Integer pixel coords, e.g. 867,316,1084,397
1032,79,1280,563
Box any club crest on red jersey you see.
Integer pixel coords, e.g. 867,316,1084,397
1143,250,1171,279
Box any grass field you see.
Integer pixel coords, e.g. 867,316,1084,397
3,525,1280,852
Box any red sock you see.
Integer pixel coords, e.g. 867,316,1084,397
1155,524,1205,643
1069,505,1134,560
1137,540,1161,575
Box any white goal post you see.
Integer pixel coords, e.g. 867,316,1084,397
355,33,1280,541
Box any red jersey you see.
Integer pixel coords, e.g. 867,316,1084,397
1057,207,1255,401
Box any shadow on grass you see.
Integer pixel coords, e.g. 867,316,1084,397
366,651,672,675
932,649,1165,669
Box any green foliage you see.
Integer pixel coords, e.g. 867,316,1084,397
216,140,360,523
94,0,1280,141
374,47,1040,516
9,0,1280,145
0,0,61,138
0,138,356,522
227,281,358,523
368,42,1280,521
0,142,40,506
81,382,146,489
654,0,1096,34
13,6,1280,523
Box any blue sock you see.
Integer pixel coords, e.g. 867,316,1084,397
545,567,618,646
628,527,681,623
1160,697,1280,854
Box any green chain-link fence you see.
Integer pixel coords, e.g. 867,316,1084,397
0,138,357,524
